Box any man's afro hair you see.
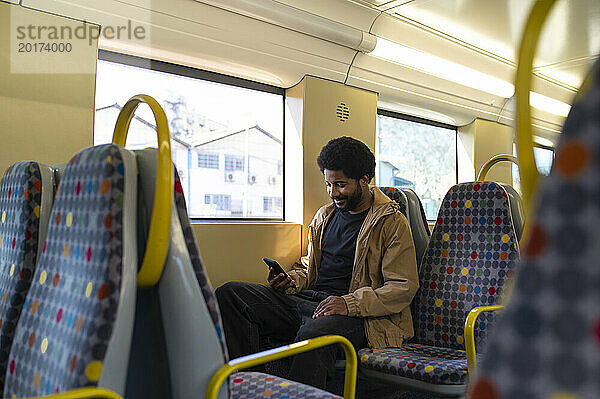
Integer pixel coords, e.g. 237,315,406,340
316,136,375,181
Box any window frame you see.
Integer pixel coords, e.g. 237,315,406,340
97,50,286,221
376,109,459,221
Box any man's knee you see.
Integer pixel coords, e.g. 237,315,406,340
215,280,247,301
295,317,335,341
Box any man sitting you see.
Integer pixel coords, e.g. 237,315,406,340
215,136,419,389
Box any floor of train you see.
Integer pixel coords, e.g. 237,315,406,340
329,371,449,399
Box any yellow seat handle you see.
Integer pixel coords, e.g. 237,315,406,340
477,154,519,181
112,94,173,288
515,0,557,218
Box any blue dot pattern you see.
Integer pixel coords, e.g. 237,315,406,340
231,372,342,399
358,182,519,386
4,145,126,396
413,182,519,351
358,344,479,385
470,61,600,399
0,162,43,390
378,187,407,217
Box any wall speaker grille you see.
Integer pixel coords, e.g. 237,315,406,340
336,102,350,122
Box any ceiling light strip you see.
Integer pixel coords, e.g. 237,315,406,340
369,38,572,116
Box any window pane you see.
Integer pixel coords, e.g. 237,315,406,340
95,58,284,219
512,144,554,193
377,114,457,220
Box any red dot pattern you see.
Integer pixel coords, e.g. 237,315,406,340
470,63,600,399
0,162,44,389
411,182,519,351
4,146,126,397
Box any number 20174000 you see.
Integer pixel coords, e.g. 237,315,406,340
18,42,73,53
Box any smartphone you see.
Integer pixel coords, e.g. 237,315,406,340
263,257,288,277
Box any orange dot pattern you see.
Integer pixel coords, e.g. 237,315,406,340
359,182,519,385
231,371,343,398
359,344,476,385
4,146,125,396
0,162,44,388
414,183,518,350
470,61,600,399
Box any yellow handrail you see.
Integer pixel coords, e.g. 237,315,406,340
16,387,123,399
477,154,519,181
112,94,173,288
515,0,557,219
464,305,504,378
206,335,358,399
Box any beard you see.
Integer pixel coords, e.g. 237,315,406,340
332,184,363,212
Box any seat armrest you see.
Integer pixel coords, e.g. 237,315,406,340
206,334,358,399
16,387,122,399
464,305,504,376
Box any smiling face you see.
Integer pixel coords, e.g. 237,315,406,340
324,169,368,212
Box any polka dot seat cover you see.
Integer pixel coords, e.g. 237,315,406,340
359,182,519,385
469,62,600,398
230,372,342,399
358,344,482,385
379,187,408,217
4,145,127,396
172,174,346,399
0,162,44,390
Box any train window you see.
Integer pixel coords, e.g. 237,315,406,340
94,51,284,220
376,110,457,220
512,144,554,192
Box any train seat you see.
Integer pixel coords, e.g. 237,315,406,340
358,182,520,397
469,61,600,399
0,161,55,390
3,144,138,397
379,187,431,271
498,183,525,242
132,148,353,399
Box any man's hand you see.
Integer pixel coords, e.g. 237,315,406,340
267,268,296,292
313,296,348,318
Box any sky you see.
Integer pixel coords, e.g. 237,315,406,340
95,60,284,140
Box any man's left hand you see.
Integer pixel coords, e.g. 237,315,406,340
313,296,348,318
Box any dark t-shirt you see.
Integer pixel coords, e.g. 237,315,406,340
312,208,369,296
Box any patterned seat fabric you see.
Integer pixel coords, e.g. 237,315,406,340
231,372,342,399
470,62,600,399
0,162,46,390
358,344,479,385
172,173,345,399
360,182,519,386
379,187,407,217
4,145,129,396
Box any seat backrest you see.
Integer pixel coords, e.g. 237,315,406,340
498,183,525,242
0,161,54,389
132,149,228,399
3,144,138,397
412,182,519,351
401,188,431,268
379,187,408,219
470,61,600,399
379,187,430,271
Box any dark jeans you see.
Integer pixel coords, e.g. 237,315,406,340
215,281,366,389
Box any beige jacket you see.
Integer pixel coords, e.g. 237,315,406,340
287,187,419,348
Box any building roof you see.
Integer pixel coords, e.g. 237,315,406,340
193,124,282,148
95,103,195,148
